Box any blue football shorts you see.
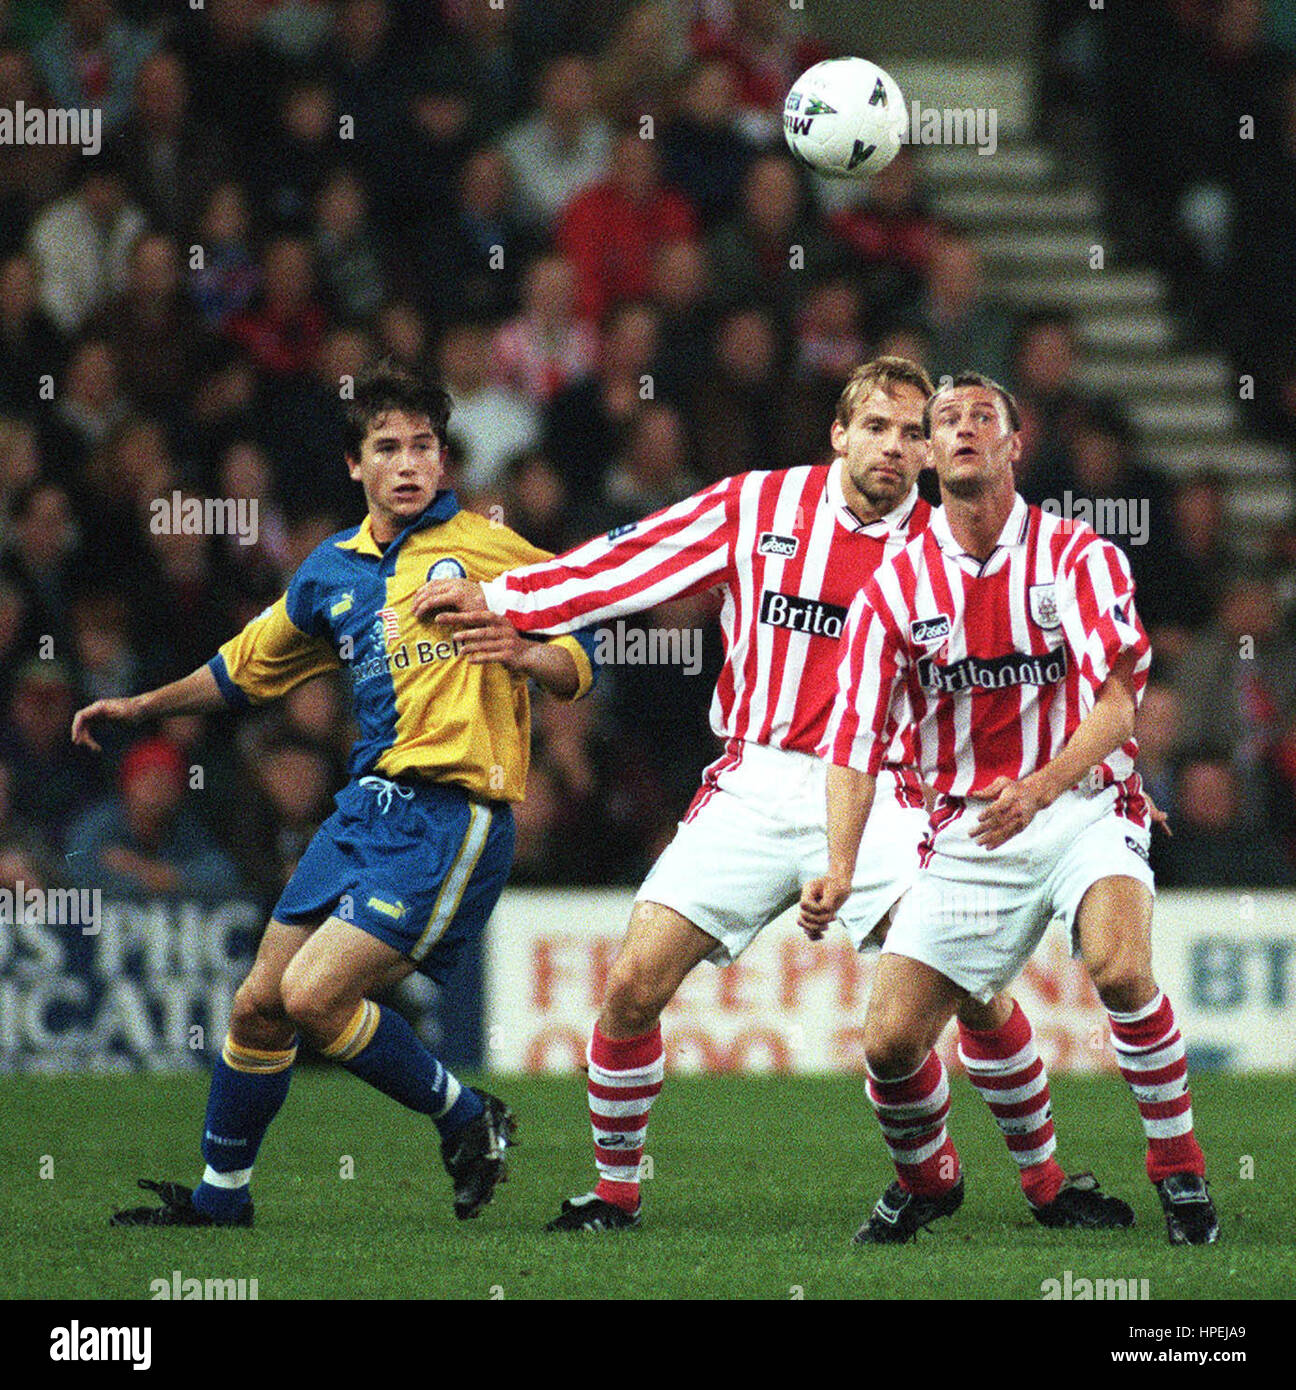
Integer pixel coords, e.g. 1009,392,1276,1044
274,774,516,983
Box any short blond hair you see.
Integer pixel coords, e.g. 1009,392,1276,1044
834,356,935,429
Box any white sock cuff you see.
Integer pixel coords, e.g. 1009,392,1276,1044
202,1165,252,1190
1106,990,1166,1025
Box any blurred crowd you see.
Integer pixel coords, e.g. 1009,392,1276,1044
0,0,1292,914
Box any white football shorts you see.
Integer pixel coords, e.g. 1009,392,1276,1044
883,781,1156,1003
636,740,929,965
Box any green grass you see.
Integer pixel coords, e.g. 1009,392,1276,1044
0,1072,1289,1300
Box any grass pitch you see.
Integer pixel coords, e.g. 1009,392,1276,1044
0,1071,1288,1301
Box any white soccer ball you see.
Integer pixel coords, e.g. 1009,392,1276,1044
782,57,907,180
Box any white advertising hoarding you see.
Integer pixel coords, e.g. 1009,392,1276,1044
485,890,1296,1074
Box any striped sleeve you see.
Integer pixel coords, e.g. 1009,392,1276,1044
821,580,908,774
479,476,740,634
1057,532,1151,695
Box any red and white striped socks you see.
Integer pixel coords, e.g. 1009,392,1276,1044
588,1023,664,1213
958,1000,1066,1208
865,1050,960,1195
1107,990,1205,1182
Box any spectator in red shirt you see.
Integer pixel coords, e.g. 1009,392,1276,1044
558,128,699,323
225,237,327,378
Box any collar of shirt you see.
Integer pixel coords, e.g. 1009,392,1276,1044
929,492,1029,569
826,458,919,537
336,490,461,559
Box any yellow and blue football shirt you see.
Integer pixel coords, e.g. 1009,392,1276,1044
208,491,595,804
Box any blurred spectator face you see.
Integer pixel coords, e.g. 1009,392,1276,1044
1069,424,1125,492
875,325,931,364
211,0,259,46
1173,475,1225,554
80,169,125,223
315,169,367,239
540,56,596,129
610,132,660,203
263,239,315,313
337,0,389,61
627,404,685,485
260,746,331,821
317,325,373,387
377,302,427,365
0,582,25,658
1015,320,1075,396
437,322,490,392
1212,0,1262,55
509,453,565,523
289,515,343,570
602,303,659,376
220,441,271,500
680,61,736,126
734,0,780,39
282,83,333,145
0,417,40,490
1136,683,1183,763
284,679,342,743
129,234,180,302
0,48,40,108
1177,760,1239,832
71,592,130,673
0,253,38,325
13,485,75,570
0,760,11,823
124,763,184,829
651,238,708,313
135,51,186,133
68,0,112,44
149,514,211,582
0,843,44,891
201,182,251,244
743,156,799,237
10,667,75,756
108,417,173,501
927,230,982,309
1218,578,1280,642
64,339,119,412
522,256,577,326
717,309,775,385
459,148,511,219
803,279,860,340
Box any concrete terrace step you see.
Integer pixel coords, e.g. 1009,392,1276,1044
990,270,1165,307
915,144,1055,185
1148,440,1291,477
932,186,1101,225
1128,398,1241,435
979,229,1103,266
1079,356,1234,393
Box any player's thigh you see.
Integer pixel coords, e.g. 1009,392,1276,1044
280,914,413,1017
865,950,966,1058
1074,874,1155,983
606,899,719,1015
238,918,315,1015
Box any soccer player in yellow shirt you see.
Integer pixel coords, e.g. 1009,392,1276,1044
73,361,597,1226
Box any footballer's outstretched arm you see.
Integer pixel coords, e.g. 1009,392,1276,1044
71,665,225,752
411,475,739,634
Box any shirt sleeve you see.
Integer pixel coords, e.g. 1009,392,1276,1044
1056,532,1151,695
479,476,740,634
820,582,908,775
208,587,341,709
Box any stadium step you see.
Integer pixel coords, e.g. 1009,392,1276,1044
915,143,1056,186
1078,356,1234,393
933,186,1101,227
988,270,1167,307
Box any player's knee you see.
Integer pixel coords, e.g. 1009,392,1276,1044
1088,948,1156,1014
864,1016,925,1080
280,969,346,1044
229,974,292,1049
603,957,668,1035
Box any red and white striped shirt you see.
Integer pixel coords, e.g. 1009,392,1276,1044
823,495,1151,797
481,462,931,758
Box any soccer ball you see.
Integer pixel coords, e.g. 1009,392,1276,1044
782,57,907,180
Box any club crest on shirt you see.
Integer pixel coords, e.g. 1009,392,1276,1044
426,557,466,582
910,614,950,645
1029,583,1061,630
758,532,799,559
375,607,400,646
